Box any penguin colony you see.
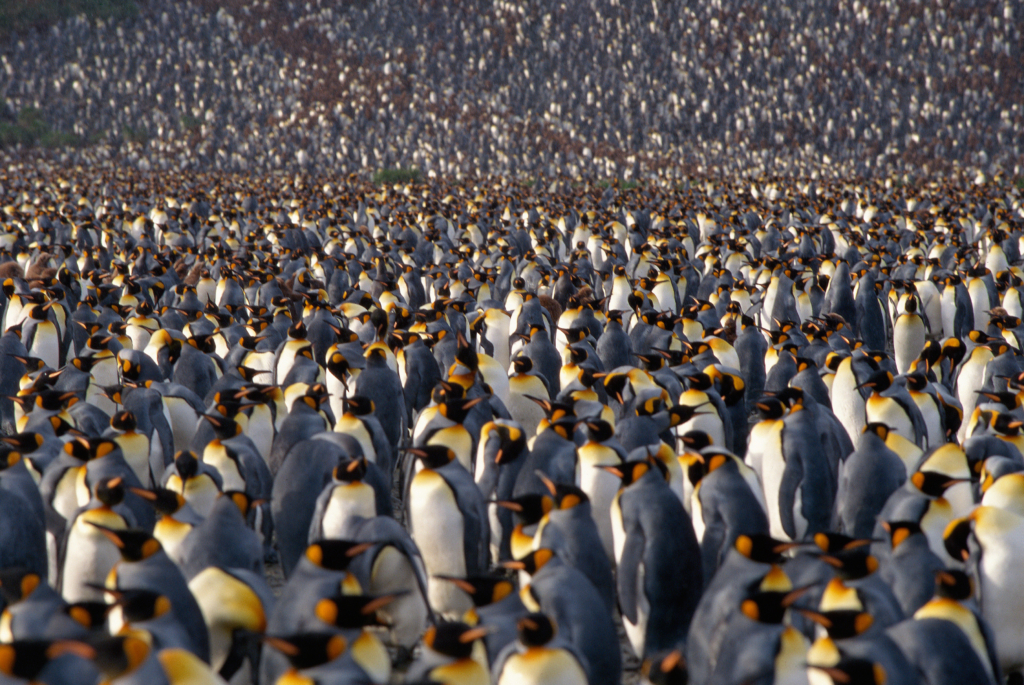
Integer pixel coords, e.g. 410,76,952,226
0,167,1023,685
1,0,1022,179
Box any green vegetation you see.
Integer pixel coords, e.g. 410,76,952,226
0,107,78,149
373,167,422,185
0,0,138,37
122,124,148,144
1016,177,1024,190
180,114,203,132
596,179,642,190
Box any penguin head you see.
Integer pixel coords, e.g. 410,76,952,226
753,398,786,421
496,494,555,526
94,477,126,508
636,395,667,417
775,386,808,411
264,632,347,671
314,593,396,630
337,395,372,418
0,431,42,455
862,423,891,441
0,639,96,682
856,369,894,393
129,487,187,516
304,540,373,571
172,450,201,481
813,537,879,579
439,396,487,424
332,457,367,483
65,601,111,631
0,567,43,604
106,588,173,624
800,607,876,641
910,469,965,498
86,525,162,562
739,565,805,625
811,657,887,685
422,622,491,660
223,490,258,517
517,612,557,647
880,520,923,551
199,411,241,438
63,437,118,462
481,421,526,464
943,515,975,563
437,576,515,608
110,410,137,433
666,402,709,426
733,534,797,564
537,475,588,511
91,632,157,679
934,568,974,600
405,445,457,470
603,457,666,487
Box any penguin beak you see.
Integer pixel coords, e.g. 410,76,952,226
600,465,624,478
535,471,558,495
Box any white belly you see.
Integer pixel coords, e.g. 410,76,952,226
61,515,126,603
320,485,376,539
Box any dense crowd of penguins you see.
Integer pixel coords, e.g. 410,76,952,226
0,168,1023,685
2,0,1022,178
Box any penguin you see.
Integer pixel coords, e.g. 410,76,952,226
532,477,616,611
158,448,221,518
507,549,622,685
405,620,491,685
687,448,771,583
58,477,135,603
492,612,588,685
92,525,210,663
833,424,909,539
473,419,528,563
859,369,928,448
575,418,628,562
187,566,273,680
103,588,199,659
405,445,489,618
128,486,203,567
705,564,811,684
0,565,81,642
607,456,703,659
307,456,379,542
893,293,927,375
758,390,837,542
506,356,551,439
176,490,264,580
260,539,373,684
944,506,1024,678
353,344,408,451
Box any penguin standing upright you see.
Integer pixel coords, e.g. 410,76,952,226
945,506,1024,679
474,420,528,563
532,478,616,611
58,477,134,603
575,419,628,562
608,456,703,659
506,356,550,439
893,296,927,376
406,445,489,618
